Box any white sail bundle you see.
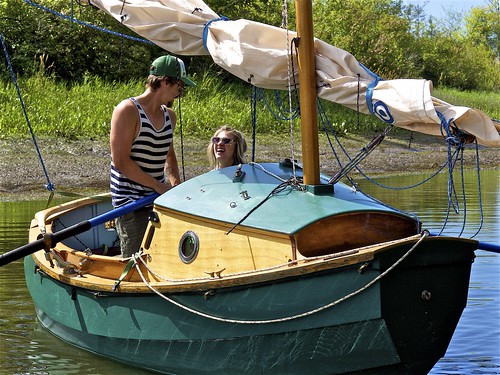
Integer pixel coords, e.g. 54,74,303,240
89,0,500,147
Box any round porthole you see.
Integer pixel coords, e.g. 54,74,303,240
178,231,199,264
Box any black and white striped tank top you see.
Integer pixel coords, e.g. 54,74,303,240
110,97,173,207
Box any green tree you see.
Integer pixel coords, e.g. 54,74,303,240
205,0,291,27
465,0,500,60
417,0,500,90
0,0,164,82
1,0,498,91
313,0,421,79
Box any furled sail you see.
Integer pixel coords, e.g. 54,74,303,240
89,0,500,147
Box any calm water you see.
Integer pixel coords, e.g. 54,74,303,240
0,170,498,374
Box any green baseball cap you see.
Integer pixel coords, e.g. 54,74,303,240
149,55,196,87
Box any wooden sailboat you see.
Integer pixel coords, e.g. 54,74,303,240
0,1,486,374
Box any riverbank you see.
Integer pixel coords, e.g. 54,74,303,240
1,132,498,201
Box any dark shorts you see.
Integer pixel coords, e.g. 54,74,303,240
115,206,151,258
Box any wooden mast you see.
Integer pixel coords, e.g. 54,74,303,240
295,0,320,185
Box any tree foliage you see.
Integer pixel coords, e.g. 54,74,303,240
312,0,499,91
313,0,421,79
465,0,500,60
0,0,498,91
0,0,164,82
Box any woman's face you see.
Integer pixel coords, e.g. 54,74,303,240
212,130,236,168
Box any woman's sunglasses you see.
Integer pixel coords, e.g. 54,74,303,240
212,137,235,145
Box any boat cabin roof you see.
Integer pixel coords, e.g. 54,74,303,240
155,162,411,235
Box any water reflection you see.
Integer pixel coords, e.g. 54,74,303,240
354,169,500,374
353,169,499,240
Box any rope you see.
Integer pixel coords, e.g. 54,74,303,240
315,99,489,236
226,177,303,235
202,17,229,51
0,31,55,192
130,232,429,324
434,111,472,236
318,100,448,191
253,88,300,121
22,0,154,45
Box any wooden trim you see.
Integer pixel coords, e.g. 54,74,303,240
29,234,430,294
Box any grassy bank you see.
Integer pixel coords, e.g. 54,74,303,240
1,74,499,141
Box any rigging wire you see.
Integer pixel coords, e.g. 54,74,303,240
470,139,484,239
318,93,484,237
250,82,257,163
283,0,297,179
0,31,55,193
176,90,187,182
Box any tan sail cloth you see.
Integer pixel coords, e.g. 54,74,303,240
89,0,500,147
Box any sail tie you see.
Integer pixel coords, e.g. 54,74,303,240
202,16,229,51
359,63,383,115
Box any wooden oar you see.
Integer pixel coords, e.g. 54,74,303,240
429,232,500,254
0,193,159,267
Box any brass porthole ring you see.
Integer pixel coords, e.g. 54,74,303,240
178,231,200,264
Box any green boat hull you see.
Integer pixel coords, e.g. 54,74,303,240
25,237,475,374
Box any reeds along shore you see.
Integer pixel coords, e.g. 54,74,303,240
1,74,499,141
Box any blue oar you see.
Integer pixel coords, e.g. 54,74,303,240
429,232,500,254
0,193,159,267
476,241,500,253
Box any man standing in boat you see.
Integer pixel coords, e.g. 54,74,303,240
109,54,196,258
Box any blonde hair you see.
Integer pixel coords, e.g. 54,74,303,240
207,125,247,169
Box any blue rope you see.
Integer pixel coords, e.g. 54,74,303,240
317,100,420,224
22,0,154,45
317,100,487,239
457,150,467,237
0,32,55,192
434,111,468,235
202,17,228,51
318,100,449,190
255,87,300,121
359,63,382,115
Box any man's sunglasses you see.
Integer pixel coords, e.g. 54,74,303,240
212,137,235,145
